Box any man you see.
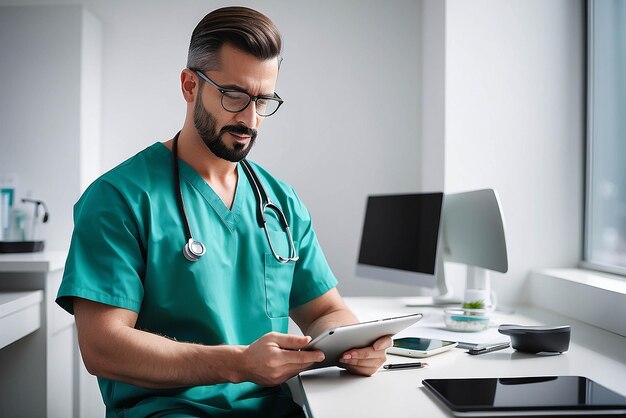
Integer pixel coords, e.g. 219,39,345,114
56,6,391,417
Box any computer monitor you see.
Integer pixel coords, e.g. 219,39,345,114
439,189,508,307
356,192,444,288
356,189,508,307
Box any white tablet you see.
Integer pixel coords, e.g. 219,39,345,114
303,313,423,369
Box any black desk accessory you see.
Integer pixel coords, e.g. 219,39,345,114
498,324,570,354
0,240,45,253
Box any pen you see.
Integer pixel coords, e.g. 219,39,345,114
467,341,510,355
383,362,428,370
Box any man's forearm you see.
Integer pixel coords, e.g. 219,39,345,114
82,325,245,389
74,298,248,389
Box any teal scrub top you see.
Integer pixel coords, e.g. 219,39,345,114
56,143,338,417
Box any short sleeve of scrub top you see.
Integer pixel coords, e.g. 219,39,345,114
57,178,145,314
55,143,338,417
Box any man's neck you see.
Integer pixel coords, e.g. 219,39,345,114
165,129,239,209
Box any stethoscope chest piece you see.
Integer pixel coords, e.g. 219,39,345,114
183,238,206,262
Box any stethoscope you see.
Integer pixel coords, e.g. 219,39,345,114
172,132,299,264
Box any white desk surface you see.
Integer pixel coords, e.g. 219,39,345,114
298,297,626,418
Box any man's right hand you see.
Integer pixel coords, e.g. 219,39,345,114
239,332,325,386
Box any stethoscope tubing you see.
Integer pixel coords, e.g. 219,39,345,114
172,133,207,261
172,131,298,263
172,133,194,243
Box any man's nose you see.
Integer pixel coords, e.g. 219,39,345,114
236,100,258,129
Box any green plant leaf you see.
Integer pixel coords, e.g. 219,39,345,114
462,300,485,309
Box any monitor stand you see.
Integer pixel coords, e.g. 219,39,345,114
465,266,497,309
402,258,463,307
403,265,502,310
402,296,462,307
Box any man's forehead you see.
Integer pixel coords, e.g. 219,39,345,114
211,45,280,93
216,43,280,71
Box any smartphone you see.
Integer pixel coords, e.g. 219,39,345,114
387,337,458,358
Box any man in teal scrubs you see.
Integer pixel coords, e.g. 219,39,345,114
56,6,391,417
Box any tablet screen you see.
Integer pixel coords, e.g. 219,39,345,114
423,376,626,415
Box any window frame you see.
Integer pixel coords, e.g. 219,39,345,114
582,0,626,277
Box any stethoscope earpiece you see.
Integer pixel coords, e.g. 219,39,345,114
182,238,206,262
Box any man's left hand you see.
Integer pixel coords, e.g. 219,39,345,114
338,335,392,376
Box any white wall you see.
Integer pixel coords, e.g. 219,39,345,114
80,8,102,192
0,1,586,305
0,0,426,296
0,5,101,251
420,0,446,193
253,1,425,296
442,0,585,306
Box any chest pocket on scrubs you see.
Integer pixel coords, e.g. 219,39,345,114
264,230,297,318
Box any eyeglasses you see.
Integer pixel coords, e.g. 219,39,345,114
192,69,284,117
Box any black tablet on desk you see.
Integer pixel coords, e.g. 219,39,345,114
422,376,626,416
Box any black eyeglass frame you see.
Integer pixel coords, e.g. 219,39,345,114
191,69,284,117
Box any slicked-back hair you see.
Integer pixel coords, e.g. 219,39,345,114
187,6,282,72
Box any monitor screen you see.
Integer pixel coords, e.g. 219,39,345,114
356,193,444,287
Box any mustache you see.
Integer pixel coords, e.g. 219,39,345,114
220,125,257,140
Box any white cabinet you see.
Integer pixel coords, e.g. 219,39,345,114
0,291,43,350
0,252,105,418
0,252,74,417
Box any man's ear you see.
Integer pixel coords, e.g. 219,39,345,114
181,69,197,103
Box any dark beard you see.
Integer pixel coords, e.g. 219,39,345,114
193,88,257,162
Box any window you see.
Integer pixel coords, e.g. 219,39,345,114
584,0,626,276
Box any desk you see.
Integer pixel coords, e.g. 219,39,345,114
298,297,626,418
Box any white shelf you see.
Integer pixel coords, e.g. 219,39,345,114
530,268,626,336
0,290,43,349
0,251,67,273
